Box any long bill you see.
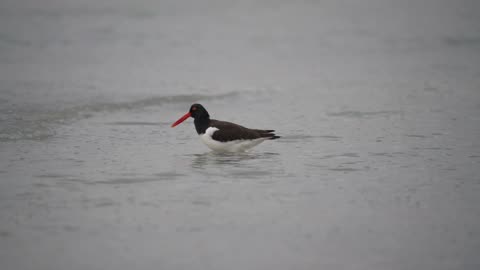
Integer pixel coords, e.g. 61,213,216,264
171,112,191,127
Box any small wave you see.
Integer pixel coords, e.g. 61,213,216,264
405,134,429,138
318,153,360,159
0,33,32,48
279,134,341,142
444,36,480,49
0,91,240,142
328,167,362,172
106,121,163,126
327,110,401,118
69,91,239,114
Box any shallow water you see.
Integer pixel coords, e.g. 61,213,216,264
1,0,480,269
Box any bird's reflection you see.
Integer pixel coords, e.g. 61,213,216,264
190,151,279,169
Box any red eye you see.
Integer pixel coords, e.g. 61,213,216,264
191,107,197,111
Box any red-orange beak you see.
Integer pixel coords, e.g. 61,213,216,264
171,112,191,127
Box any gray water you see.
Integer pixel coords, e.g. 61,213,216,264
1,0,480,269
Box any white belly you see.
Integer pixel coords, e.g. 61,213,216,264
200,127,267,152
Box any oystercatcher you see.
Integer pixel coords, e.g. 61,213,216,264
171,104,280,152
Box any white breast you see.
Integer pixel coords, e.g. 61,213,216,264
200,127,267,152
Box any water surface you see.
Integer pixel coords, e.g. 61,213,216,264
1,0,480,269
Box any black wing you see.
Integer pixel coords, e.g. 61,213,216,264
210,119,279,142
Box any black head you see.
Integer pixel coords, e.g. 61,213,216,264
171,103,210,128
189,103,209,119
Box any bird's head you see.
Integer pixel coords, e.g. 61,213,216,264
171,103,210,127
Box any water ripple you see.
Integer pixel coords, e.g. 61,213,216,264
0,91,240,142
327,110,401,118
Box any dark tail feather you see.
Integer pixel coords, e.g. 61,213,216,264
259,131,280,140
255,129,275,133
